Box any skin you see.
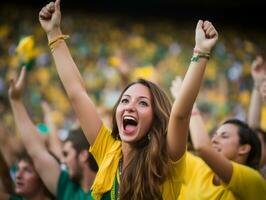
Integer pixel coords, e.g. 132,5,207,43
115,83,153,144
15,160,45,198
211,124,244,162
61,141,81,179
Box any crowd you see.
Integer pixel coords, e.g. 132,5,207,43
0,0,266,199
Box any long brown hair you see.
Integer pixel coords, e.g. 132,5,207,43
111,79,172,200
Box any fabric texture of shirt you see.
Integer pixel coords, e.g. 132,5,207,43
57,170,91,200
178,152,266,200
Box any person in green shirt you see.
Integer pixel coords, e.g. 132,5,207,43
8,67,98,199
0,151,54,200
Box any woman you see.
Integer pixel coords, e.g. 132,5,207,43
38,0,218,199
179,104,266,199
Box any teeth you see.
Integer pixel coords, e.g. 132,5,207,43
124,116,136,121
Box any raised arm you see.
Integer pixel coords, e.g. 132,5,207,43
8,67,60,195
167,20,218,161
41,101,62,160
39,0,102,145
248,56,266,129
189,105,233,183
0,150,13,194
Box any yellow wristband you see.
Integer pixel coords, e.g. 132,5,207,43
48,34,69,47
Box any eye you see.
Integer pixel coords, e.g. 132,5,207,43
25,167,33,173
220,132,229,138
139,101,148,107
63,152,68,157
120,98,129,104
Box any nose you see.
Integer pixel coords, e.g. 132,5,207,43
16,170,22,180
211,134,219,144
124,101,136,112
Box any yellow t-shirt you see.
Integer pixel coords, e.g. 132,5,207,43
90,124,186,200
178,152,266,200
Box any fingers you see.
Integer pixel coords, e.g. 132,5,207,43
39,2,55,20
196,20,204,31
203,21,217,38
252,56,263,70
9,78,15,89
17,67,27,87
55,0,61,11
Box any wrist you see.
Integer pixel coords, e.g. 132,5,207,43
47,28,63,42
194,46,211,54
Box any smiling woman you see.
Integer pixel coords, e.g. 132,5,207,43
38,0,218,199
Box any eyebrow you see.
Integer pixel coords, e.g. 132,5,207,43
122,94,151,101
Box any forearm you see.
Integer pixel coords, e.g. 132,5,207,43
10,100,46,157
172,58,208,118
189,108,233,183
47,30,87,100
44,112,62,159
189,110,212,153
247,88,262,129
0,152,13,194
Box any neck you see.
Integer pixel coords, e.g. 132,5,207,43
23,191,48,200
80,165,96,192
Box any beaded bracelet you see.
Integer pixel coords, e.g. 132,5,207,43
48,34,69,46
193,47,210,55
191,47,211,62
191,54,210,62
48,34,69,52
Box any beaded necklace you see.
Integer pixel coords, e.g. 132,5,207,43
110,159,122,200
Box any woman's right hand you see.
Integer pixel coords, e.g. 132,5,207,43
8,67,27,101
39,0,62,38
251,56,266,89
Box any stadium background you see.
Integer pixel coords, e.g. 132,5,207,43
0,0,266,134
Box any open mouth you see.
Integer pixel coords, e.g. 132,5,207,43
16,181,24,187
123,115,138,133
212,146,221,152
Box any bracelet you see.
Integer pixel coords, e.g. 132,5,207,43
193,47,210,55
191,47,210,62
48,34,69,47
191,54,210,62
48,34,69,52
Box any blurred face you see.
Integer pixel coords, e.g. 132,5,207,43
15,160,43,197
116,83,154,143
61,141,81,180
211,123,241,161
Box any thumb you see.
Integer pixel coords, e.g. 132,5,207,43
55,0,61,11
17,66,27,87
196,20,203,30
9,78,15,89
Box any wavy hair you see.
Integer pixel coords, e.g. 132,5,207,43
111,79,172,200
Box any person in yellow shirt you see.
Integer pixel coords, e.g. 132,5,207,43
178,105,266,200
38,0,218,199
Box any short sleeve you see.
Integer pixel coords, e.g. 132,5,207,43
89,124,115,166
227,162,266,199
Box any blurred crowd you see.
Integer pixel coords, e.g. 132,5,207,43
0,4,266,145
0,2,266,199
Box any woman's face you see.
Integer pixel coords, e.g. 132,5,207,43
211,123,242,161
116,83,154,144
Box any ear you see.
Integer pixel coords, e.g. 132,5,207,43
238,144,251,156
78,150,89,163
